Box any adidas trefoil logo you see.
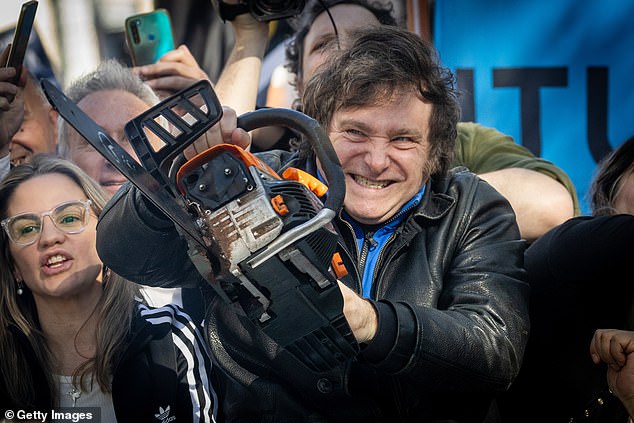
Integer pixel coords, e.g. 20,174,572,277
154,405,176,423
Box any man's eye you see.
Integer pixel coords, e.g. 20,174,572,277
310,41,327,53
310,37,337,54
392,137,420,149
345,129,364,137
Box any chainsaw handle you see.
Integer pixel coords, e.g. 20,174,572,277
237,108,345,213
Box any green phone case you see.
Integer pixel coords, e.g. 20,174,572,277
125,9,174,66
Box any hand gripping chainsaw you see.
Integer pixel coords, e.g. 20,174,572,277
42,79,359,371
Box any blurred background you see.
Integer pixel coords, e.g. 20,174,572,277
0,0,406,88
2,0,152,86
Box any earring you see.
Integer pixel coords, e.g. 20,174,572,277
102,265,111,289
16,280,24,296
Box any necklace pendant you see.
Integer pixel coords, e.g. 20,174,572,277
69,388,82,407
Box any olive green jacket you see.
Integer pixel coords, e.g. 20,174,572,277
454,122,579,214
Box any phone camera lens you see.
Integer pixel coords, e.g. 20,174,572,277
129,19,141,44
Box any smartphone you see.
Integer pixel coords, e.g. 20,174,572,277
125,9,175,66
5,0,39,84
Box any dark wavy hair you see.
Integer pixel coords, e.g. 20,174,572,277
589,135,634,215
301,26,460,178
285,0,398,89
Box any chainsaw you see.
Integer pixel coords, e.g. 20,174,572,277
42,79,359,371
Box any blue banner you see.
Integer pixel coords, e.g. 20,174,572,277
434,0,634,213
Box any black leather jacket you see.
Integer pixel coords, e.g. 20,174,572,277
97,151,529,423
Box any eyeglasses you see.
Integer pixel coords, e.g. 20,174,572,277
1,199,93,246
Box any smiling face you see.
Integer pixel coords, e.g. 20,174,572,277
65,90,150,197
7,173,103,301
324,91,433,224
299,4,381,94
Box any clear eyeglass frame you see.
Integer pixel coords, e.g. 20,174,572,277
1,199,93,246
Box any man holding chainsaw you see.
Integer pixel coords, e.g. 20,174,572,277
97,26,529,422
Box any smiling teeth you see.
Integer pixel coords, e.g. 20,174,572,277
47,255,66,266
353,175,388,189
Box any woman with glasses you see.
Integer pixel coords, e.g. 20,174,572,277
0,155,216,422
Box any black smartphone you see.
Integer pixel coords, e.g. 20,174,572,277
4,0,38,84
124,9,175,66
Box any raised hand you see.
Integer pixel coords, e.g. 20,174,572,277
134,44,211,100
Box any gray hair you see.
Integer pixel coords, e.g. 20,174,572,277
57,59,159,157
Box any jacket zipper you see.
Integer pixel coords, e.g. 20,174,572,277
337,217,363,293
358,231,377,279
368,201,419,299
370,233,396,299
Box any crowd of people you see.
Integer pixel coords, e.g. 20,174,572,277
0,0,631,422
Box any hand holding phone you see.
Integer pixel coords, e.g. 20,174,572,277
4,1,38,85
125,9,175,66
0,47,25,151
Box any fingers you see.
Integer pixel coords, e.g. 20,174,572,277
219,106,238,138
220,107,251,149
144,75,199,95
181,106,251,159
182,107,233,159
182,133,213,160
590,329,631,370
1,47,27,89
134,58,210,100
0,70,19,110
135,61,208,81
337,281,378,344
0,67,18,84
158,44,197,66
131,44,211,102
232,128,251,150
134,45,209,83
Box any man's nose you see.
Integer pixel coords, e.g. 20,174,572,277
364,141,391,172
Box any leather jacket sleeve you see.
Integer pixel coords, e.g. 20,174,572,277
96,182,205,289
